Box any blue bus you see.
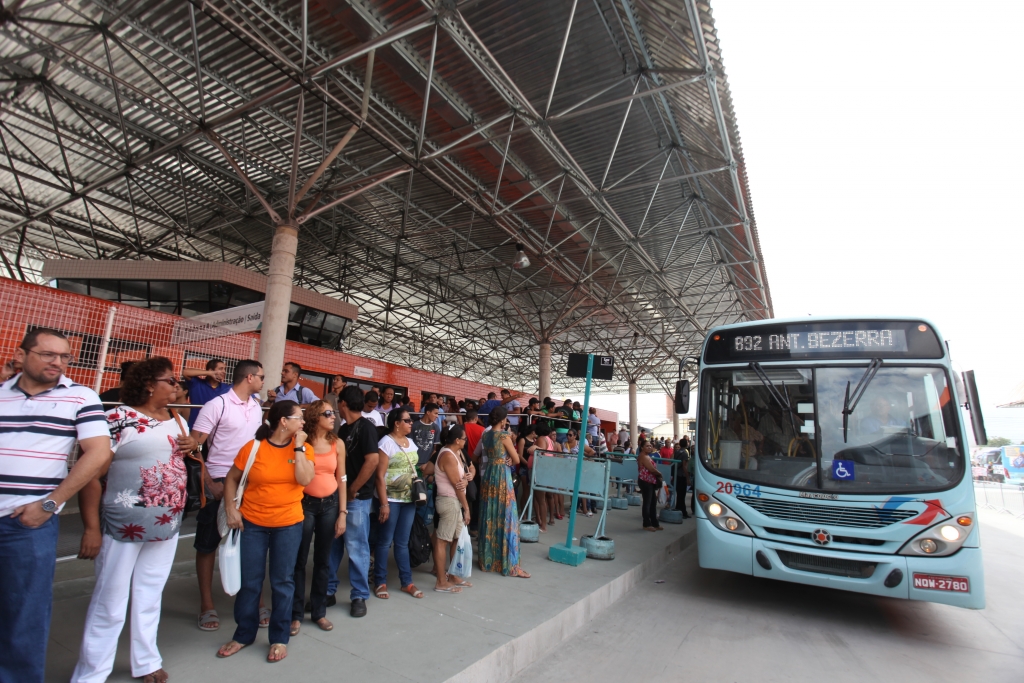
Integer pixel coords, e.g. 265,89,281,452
686,318,984,609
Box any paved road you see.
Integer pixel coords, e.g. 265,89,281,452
512,509,1024,683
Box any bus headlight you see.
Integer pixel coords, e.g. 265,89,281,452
898,513,973,557
700,497,753,536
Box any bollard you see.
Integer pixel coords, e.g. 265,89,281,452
627,494,642,506
520,521,540,543
593,498,605,510
580,535,615,560
610,497,629,509
660,509,684,524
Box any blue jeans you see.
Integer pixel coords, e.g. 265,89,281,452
555,432,568,445
233,519,302,646
326,497,371,601
373,501,416,588
0,514,58,683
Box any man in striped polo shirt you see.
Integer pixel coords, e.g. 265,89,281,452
0,328,111,683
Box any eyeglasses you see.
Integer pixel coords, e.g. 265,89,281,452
156,377,179,387
284,415,303,421
253,374,265,381
321,410,336,418
400,418,413,424
28,350,74,364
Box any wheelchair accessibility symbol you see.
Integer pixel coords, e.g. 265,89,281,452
832,459,855,481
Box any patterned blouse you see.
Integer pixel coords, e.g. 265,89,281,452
638,456,660,485
101,406,186,543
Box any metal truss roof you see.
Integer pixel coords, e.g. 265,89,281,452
0,0,772,394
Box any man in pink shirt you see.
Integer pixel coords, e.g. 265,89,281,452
189,360,265,633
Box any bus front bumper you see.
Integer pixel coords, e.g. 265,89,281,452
696,518,985,609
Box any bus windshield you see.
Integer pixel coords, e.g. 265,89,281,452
701,365,964,494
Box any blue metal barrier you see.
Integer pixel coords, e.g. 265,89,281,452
606,456,637,498
521,449,611,541
652,457,679,507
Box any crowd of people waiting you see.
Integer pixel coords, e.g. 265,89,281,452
0,327,696,683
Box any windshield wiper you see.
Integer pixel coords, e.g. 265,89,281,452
748,362,798,437
842,358,883,443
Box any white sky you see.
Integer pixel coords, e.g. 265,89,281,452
583,1,1024,442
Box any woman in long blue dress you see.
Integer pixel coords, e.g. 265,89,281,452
478,407,531,578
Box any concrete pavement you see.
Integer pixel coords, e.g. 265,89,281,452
45,503,696,682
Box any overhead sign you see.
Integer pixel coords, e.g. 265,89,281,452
170,301,264,345
566,353,614,380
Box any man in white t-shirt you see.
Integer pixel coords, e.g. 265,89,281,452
500,389,522,433
361,390,384,427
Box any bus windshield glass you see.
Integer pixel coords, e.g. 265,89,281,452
701,365,964,493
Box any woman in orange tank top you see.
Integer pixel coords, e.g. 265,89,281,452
290,400,347,635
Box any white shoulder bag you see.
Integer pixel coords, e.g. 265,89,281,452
216,440,260,539
218,440,259,596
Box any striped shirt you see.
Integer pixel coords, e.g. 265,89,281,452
0,374,109,517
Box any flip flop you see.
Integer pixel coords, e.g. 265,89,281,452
216,641,248,658
510,566,531,579
142,669,169,683
267,643,287,663
258,607,271,628
290,621,301,636
433,585,463,593
450,577,473,588
401,584,424,599
198,610,220,631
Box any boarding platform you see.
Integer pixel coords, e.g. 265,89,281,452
46,504,694,683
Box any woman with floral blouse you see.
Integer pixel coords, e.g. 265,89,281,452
71,357,197,683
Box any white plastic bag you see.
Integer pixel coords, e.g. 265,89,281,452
657,483,669,507
448,525,472,579
219,528,242,595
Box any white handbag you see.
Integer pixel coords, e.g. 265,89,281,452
216,440,260,539
219,528,242,595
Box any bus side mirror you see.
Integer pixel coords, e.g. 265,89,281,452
674,379,690,414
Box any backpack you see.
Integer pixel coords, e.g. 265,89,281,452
408,515,433,568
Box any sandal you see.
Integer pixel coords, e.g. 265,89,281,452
374,584,390,599
258,606,271,628
267,643,287,663
449,576,473,588
290,620,301,637
216,641,248,658
141,669,169,683
510,566,531,579
401,584,424,599
433,585,462,593
315,617,334,631
198,610,220,632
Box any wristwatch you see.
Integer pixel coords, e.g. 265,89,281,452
41,499,59,514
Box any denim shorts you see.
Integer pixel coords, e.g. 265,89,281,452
193,478,225,554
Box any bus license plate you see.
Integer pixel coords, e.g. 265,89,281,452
912,573,970,593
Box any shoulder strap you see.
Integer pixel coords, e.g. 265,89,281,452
236,440,260,505
171,407,207,508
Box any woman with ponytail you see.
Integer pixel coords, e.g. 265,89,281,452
216,400,315,664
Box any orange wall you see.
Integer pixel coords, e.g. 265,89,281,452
0,277,616,422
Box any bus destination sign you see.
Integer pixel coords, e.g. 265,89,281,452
703,320,943,364
732,328,908,354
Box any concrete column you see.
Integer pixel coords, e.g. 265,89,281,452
673,402,680,442
258,224,298,398
628,379,638,449
539,340,551,399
